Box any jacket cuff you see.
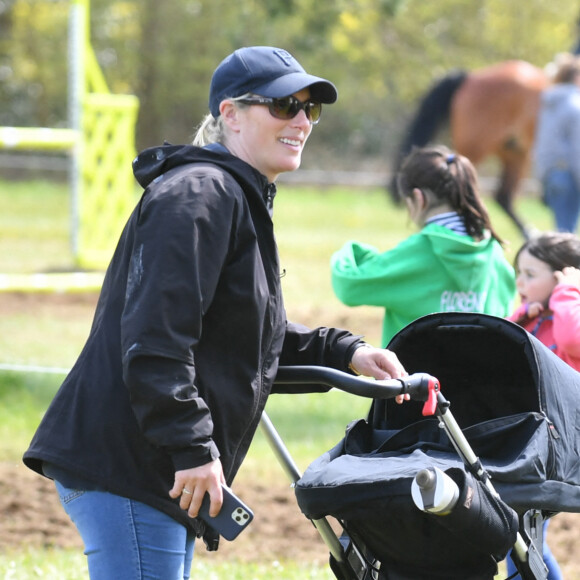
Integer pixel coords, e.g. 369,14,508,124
344,339,369,373
171,441,221,472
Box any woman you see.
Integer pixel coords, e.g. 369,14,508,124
23,46,406,579
331,145,516,346
533,52,580,233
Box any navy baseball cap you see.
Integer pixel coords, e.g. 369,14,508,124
209,46,338,118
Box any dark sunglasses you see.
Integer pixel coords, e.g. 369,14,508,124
237,95,322,124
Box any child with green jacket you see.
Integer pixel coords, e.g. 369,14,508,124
331,145,516,346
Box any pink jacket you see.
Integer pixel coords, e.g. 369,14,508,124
508,284,580,372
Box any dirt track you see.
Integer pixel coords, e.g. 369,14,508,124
0,461,332,564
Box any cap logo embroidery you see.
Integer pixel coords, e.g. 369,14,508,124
273,49,295,67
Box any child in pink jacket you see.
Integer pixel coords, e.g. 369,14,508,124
507,231,580,579
509,231,580,371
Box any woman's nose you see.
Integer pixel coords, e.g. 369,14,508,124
292,109,312,129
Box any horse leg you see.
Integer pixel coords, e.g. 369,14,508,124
494,158,533,240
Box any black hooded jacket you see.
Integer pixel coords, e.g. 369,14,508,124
23,144,363,533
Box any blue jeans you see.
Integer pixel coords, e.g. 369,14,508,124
506,520,562,579
542,168,580,233
54,480,195,580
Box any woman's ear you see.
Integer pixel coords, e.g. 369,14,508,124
220,100,241,132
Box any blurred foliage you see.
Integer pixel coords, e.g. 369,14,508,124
0,0,580,168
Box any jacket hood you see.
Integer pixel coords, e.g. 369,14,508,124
423,224,504,288
132,143,274,204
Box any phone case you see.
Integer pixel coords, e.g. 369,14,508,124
198,484,254,541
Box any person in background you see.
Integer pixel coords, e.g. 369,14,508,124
23,46,407,580
505,231,580,579
533,52,580,233
331,144,516,347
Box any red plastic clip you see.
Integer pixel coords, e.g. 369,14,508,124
421,377,440,416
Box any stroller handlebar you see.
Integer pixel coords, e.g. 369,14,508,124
274,366,440,413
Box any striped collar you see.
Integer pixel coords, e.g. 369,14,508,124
425,211,468,236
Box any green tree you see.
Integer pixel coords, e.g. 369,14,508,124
2,0,580,169
0,0,69,128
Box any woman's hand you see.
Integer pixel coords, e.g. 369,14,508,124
169,458,225,518
349,344,409,403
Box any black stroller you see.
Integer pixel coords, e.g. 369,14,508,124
265,312,580,580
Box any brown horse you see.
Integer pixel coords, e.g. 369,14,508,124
391,60,549,238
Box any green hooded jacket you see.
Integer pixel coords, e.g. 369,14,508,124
331,224,516,346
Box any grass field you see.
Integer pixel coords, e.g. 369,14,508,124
0,176,557,578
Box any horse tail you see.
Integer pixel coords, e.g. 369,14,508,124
389,69,469,200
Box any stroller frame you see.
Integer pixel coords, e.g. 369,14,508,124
263,365,548,580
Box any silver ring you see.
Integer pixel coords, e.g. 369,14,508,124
182,488,192,495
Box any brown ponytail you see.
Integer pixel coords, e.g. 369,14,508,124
396,145,505,245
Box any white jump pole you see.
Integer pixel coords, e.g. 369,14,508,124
68,0,85,261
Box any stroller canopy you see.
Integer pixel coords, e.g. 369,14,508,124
372,312,580,513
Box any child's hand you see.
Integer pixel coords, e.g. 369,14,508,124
554,266,580,288
526,301,544,318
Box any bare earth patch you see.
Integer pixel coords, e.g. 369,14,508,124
1,292,579,577
0,461,332,565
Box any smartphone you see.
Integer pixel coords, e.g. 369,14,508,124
198,484,254,541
